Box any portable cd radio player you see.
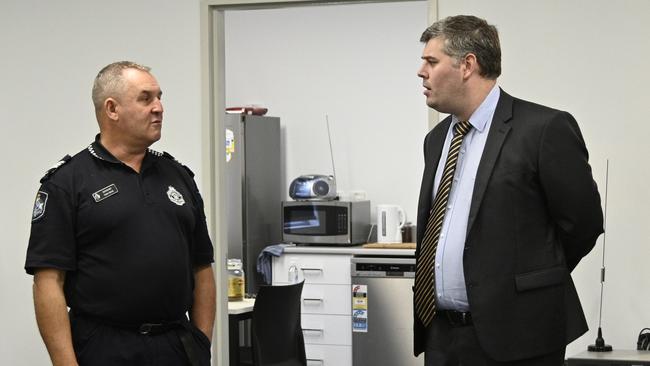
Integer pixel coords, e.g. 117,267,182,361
289,175,337,201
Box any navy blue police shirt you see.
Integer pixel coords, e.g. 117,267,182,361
25,135,214,325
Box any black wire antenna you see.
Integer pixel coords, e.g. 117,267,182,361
588,159,612,352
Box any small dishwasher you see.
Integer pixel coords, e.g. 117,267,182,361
351,256,423,366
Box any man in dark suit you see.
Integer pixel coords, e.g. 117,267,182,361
413,15,603,365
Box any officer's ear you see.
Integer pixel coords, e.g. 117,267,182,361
104,98,119,121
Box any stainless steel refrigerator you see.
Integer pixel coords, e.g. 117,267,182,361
225,114,282,293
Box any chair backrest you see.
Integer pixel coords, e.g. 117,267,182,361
251,281,306,366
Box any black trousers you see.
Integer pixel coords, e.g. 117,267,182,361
424,314,565,366
70,313,212,366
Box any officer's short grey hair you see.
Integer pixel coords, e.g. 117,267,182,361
92,61,151,113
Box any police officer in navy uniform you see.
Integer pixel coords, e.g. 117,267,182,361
25,61,216,366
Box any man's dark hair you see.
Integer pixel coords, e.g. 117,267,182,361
421,15,501,79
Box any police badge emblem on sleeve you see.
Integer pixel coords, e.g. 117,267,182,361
32,191,48,221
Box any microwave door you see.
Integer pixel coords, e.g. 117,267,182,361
284,206,327,235
283,203,352,244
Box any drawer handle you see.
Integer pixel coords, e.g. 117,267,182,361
301,267,323,273
303,298,324,303
302,328,324,333
307,359,324,365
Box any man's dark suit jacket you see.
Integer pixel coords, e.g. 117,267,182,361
413,89,604,361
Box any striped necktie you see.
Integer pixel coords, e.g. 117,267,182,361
414,120,472,327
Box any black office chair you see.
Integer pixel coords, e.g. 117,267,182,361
250,281,307,366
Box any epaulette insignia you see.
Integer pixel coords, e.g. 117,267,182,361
148,148,164,157
40,155,72,183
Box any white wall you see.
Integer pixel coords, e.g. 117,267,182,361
224,1,429,227
0,1,203,364
3,0,650,364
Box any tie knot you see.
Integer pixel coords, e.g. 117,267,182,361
454,121,472,136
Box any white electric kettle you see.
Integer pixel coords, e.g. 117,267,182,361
376,204,406,243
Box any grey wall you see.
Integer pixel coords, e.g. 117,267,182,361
0,1,203,364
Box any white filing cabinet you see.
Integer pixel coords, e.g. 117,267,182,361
272,252,353,366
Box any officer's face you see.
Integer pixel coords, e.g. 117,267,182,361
115,69,164,147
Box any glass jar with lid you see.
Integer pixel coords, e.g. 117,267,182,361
227,258,245,301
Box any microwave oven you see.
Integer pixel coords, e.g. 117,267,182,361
282,200,370,245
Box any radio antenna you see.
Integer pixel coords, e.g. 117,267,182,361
588,159,612,352
325,114,337,180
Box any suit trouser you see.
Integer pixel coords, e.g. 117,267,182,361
424,313,565,366
70,312,212,366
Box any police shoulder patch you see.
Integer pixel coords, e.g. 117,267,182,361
40,155,72,183
32,191,48,221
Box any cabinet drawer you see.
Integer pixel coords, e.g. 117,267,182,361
302,314,351,345
273,253,351,285
305,344,351,366
301,284,351,315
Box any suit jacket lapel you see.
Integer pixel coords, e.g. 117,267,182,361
467,89,514,235
417,117,452,248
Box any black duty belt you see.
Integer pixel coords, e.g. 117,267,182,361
70,311,203,366
437,310,473,327
138,321,182,335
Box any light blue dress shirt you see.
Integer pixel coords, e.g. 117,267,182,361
432,84,500,311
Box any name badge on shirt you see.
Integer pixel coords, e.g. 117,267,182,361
92,184,119,202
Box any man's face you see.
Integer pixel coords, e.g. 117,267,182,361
115,69,164,147
417,37,465,114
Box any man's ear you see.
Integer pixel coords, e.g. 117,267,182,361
105,98,119,121
461,53,479,79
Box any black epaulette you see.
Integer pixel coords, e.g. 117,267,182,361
162,151,195,178
40,155,72,183
161,151,176,160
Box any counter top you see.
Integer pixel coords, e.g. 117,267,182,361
227,298,255,315
282,244,415,256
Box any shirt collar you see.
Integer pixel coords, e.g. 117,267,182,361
87,134,122,164
87,134,158,170
453,84,501,133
